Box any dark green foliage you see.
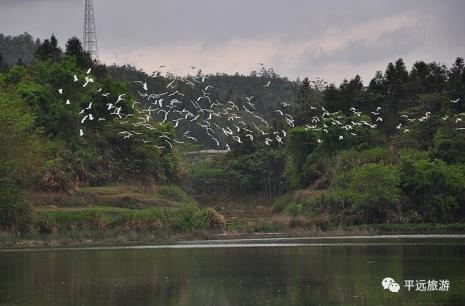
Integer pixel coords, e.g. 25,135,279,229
294,163,401,225
2,32,465,232
107,64,298,149
0,35,183,200
302,190,351,215
0,33,40,66
295,77,323,124
35,34,61,62
447,58,465,113
399,155,465,222
344,164,401,224
173,205,218,232
332,147,397,172
323,75,364,113
4,65,28,84
186,56,465,226
287,127,317,168
189,147,286,200
65,36,93,69
0,176,31,229
30,204,224,236
286,127,318,187
0,85,41,227
432,124,465,164
0,53,7,72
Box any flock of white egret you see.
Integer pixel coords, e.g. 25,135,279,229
58,65,464,151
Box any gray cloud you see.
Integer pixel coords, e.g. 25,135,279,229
298,25,424,70
0,0,464,84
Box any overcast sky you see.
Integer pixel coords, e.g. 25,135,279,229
1,0,464,84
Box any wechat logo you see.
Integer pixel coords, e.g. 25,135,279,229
382,277,400,293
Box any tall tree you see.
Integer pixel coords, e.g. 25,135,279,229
447,57,465,112
35,34,61,62
339,75,364,111
65,36,93,69
0,53,6,72
380,59,409,135
295,77,319,124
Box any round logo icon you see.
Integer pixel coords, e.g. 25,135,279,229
382,277,400,293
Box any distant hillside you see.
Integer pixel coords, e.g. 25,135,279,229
106,65,298,117
0,32,298,148
0,33,297,118
0,33,40,66
107,65,298,148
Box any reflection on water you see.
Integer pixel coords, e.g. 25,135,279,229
1,237,465,306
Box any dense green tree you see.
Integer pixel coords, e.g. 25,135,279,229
408,61,447,97
368,71,385,94
65,36,93,69
3,32,465,229
346,164,401,224
0,90,46,185
35,34,62,62
400,155,465,222
0,53,6,72
0,176,30,229
447,57,465,113
295,78,322,124
286,127,318,188
0,89,45,227
432,123,465,164
0,32,40,66
333,75,364,113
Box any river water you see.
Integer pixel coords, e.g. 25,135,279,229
1,235,464,305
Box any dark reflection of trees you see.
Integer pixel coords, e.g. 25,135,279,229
0,243,464,306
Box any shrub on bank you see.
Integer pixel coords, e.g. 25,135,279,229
201,207,225,230
28,205,225,236
399,154,465,222
35,217,57,234
0,177,32,229
345,164,401,224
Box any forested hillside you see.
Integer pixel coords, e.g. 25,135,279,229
191,57,465,225
0,34,185,230
106,64,298,148
0,33,40,67
1,33,465,239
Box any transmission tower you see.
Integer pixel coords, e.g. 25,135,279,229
83,0,99,61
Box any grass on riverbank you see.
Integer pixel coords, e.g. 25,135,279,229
31,184,195,209
2,220,465,249
0,204,225,247
2,183,465,249
0,184,229,248
31,204,224,233
224,206,465,234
